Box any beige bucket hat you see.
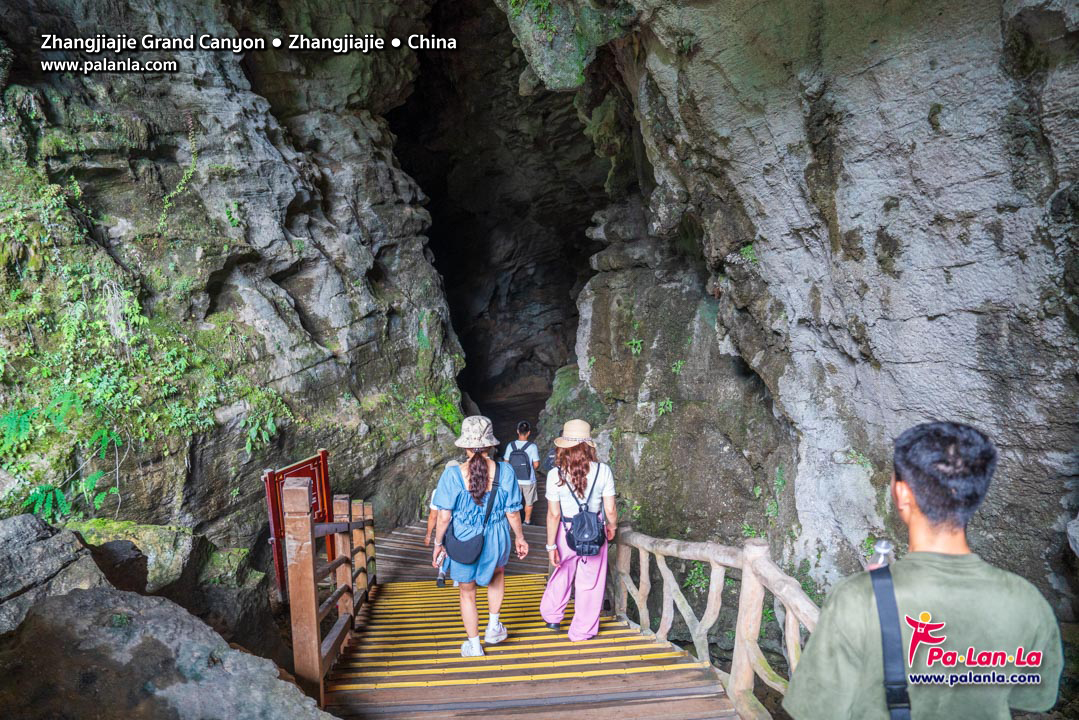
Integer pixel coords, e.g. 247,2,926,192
553,419,596,449
454,415,499,449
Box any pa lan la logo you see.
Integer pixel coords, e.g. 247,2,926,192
904,611,1043,668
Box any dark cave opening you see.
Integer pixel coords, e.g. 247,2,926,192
387,0,610,442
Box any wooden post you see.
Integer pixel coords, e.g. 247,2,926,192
318,449,335,563
263,469,286,603
655,555,675,642
363,501,376,586
615,527,631,617
637,547,652,633
332,495,354,620
283,477,320,700
695,562,726,666
729,539,771,720
784,604,803,674
351,499,368,604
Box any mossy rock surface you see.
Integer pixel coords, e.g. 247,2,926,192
494,0,635,90
65,519,206,594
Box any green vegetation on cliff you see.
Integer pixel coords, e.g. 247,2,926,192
0,87,289,523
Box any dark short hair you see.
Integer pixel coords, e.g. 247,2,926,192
517,421,531,435
893,422,997,528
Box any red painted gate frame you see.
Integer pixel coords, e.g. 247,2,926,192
263,448,334,599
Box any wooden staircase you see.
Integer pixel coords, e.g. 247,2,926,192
323,573,735,718
276,473,817,720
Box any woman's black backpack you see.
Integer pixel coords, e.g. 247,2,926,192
563,465,605,556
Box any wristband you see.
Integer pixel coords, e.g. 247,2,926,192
545,544,557,551
434,541,443,547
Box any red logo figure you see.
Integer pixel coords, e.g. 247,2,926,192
905,611,947,666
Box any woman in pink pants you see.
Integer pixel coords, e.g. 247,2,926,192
540,420,618,641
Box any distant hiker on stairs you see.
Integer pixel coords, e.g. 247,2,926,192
540,419,617,642
503,420,540,525
431,416,530,657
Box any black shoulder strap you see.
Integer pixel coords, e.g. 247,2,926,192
870,566,911,720
578,464,601,511
481,476,499,526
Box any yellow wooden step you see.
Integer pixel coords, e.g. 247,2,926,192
326,661,713,691
331,651,688,678
336,641,667,666
341,628,642,654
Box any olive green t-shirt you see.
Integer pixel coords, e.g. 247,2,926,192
783,553,1062,720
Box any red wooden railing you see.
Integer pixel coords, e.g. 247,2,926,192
263,449,334,599
282,476,375,704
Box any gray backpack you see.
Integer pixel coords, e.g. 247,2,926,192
508,441,534,481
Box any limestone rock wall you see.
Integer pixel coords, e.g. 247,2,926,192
0,0,461,549
513,0,1079,616
559,199,801,546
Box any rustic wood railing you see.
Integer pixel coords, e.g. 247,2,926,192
613,525,820,720
282,476,375,705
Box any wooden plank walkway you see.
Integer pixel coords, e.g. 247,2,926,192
324,516,735,718
374,521,550,583
375,469,551,583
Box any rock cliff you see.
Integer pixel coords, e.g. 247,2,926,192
0,1,460,551
502,0,1079,617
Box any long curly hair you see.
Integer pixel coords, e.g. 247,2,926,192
464,447,495,505
556,443,598,498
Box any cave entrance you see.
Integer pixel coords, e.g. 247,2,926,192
388,0,609,443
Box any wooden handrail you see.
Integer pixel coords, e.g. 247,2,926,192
282,477,375,706
612,525,820,720
314,554,350,581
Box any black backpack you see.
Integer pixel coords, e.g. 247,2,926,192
540,447,557,473
507,441,534,482
562,465,605,556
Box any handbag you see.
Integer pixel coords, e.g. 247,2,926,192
443,463,499,565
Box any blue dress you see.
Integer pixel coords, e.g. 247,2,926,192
433,461,522,586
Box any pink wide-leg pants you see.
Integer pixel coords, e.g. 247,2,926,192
540,523,608,641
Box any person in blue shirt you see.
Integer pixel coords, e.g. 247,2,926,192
503,420,541,525
431,416,530,657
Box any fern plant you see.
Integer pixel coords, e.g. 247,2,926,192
156,115,199,235
242,388,291,455
79,470,119,511
22,484,70,521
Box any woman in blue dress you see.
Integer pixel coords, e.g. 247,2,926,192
432,416,529,657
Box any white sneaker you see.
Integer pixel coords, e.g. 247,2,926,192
461,640,484,657
484,622,508,645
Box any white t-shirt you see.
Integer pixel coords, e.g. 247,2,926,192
545,462,615,518
503,441,540,483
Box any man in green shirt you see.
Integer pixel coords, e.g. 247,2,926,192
784,421,1063,719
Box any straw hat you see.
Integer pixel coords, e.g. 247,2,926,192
454,415,499,449
553,419,596,449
